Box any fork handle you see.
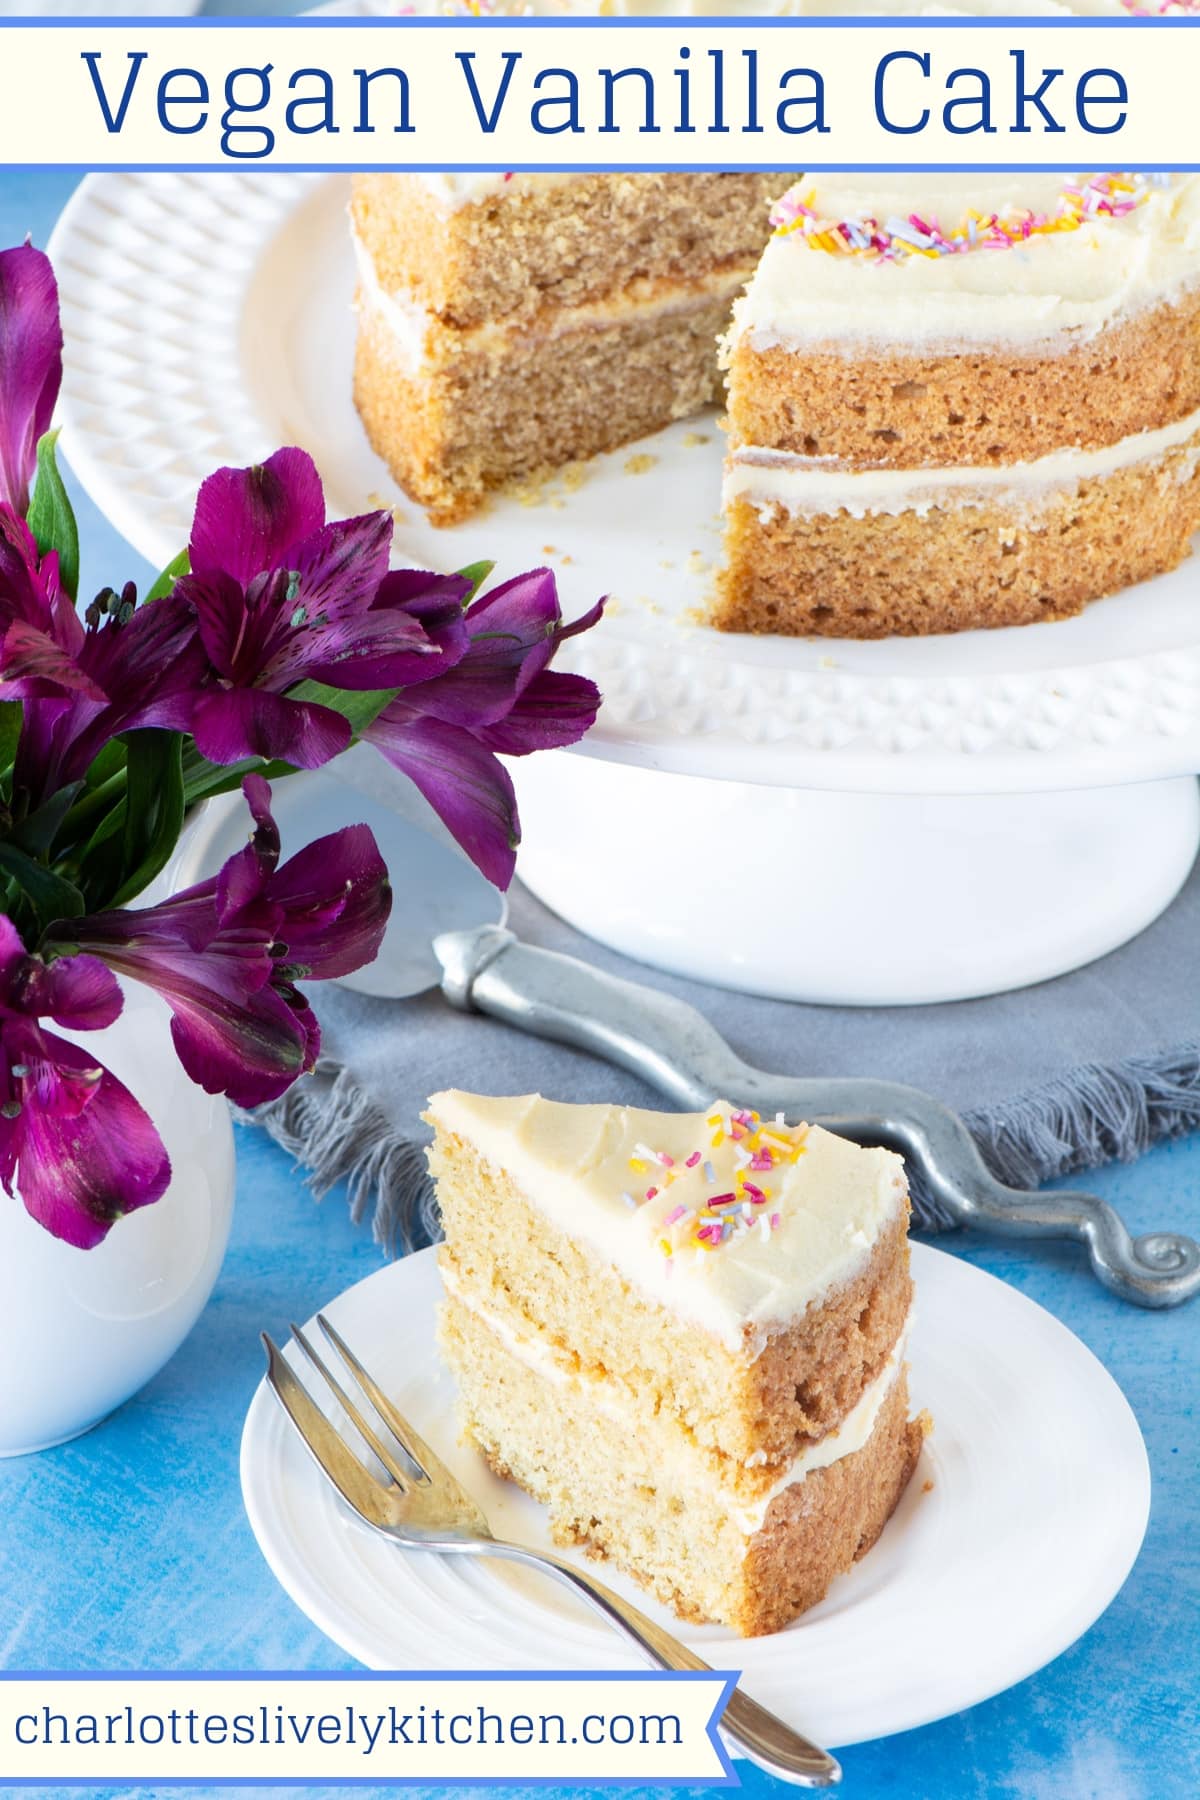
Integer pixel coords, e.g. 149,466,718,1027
483,1539,841,1787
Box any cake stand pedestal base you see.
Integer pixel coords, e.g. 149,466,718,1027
512,755,1199,1007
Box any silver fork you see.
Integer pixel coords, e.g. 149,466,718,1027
262,1314,842,1789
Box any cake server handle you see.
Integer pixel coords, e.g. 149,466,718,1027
434,925,1200,1309
484,1542,841,1787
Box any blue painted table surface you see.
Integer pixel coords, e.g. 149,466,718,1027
2,166,1199,1800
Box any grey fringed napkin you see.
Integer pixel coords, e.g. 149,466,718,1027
256,828,1200,1250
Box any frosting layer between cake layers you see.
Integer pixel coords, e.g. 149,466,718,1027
726,405,1200,520
441,1256,914,1534
427,1091,907,1353
353,228,750,371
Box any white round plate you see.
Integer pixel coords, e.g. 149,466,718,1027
49,167,1200,795
240,1243,1149,1749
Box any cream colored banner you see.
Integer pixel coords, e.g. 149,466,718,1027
0,21,1196,167
0,1673,732,1782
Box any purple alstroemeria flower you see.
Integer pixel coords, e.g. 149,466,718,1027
175,448,440,770
58,776,391,1109
8,584,206,807
0,244,62,518
364,569,603,888
0,505,89,698
0,915,170,1249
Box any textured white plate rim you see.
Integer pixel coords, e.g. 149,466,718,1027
47,154,1200,794
240,1242,1150,1751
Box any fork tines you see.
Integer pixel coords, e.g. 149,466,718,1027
286,1316,427,1488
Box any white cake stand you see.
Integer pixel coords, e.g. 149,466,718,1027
49,169,1200,1005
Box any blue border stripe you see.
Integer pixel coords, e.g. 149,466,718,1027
6,10,1200,20
8,163,1200,172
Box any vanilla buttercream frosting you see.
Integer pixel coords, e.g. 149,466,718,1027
426,1092,907,1353
731,172,1200,354
725,405,1200,520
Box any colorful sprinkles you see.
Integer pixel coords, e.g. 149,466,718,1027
623,1106,807,1269
769,173,1160,263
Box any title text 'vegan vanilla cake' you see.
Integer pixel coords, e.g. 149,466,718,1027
718,172,1200,637
427,1092,925,1635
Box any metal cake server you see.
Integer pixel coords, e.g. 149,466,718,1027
431,925,1200,1310
187,769,1200,1306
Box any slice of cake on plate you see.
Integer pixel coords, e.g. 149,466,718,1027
426,1091,925,1636
717,172,1200,637
351,171,785,525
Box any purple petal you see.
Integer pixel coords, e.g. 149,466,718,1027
384,575,601,732
189,447,326,586
298,607,439,691
167,980,318,1109
214,774,280,918
0,913,26,979
477,669,601,755
40,953,124,1031
23,594,207,788
0,505,83,655
0,618,108,700
70,592,201,715
190,687,351,770
286,510,394,628
70,903,315,1109
382,650,520,732
463,567,564,692
368,569,473,684
365,708,518,889
175,568,264,682
557,595,607,643
265,822,392,979
2,1025,170,1249
0,931,120,1032
0,246,63,518
373,567,472,625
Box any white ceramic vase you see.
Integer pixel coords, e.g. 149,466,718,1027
0,979,235,1457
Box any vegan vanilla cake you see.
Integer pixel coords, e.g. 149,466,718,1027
426,1092,925,1636
351,171,785,525
717,172,1200,638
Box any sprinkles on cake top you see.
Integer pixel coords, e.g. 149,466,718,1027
768,173,1157,263
625,1106,807,1264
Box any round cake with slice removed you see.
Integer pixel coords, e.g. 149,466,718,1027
716,172,1200,638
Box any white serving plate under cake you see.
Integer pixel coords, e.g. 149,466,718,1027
49,162,1200,1005
240,1242,1150,1751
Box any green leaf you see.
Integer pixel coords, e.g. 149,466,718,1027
144,547,190,604
108,729,185,907
457,559,493,603
286,680,398,739
182,757,298,806
0,700,22,777
0,843,84,929
26,430,80,603
11,781,85,860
